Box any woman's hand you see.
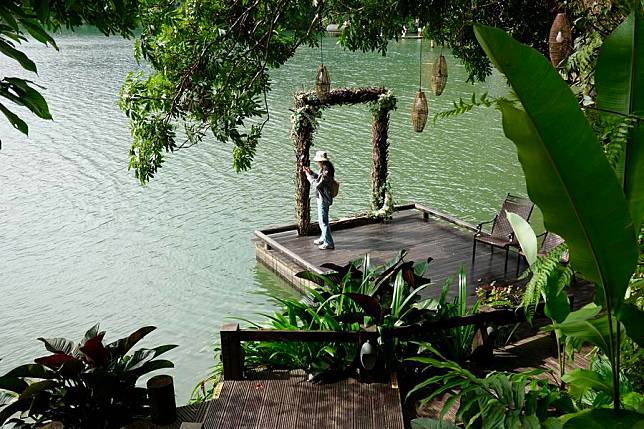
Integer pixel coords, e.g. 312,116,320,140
303,166,312,174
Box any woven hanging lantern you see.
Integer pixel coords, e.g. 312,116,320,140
316,63,331,102
411,90,428,133
431,53,448,96
548,13,572,68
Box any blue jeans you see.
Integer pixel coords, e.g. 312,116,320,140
317,198,334,246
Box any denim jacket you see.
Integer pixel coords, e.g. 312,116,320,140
306,168,333,206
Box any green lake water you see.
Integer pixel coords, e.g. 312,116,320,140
0,31,528,401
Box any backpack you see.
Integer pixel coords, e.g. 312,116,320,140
331,180,340,198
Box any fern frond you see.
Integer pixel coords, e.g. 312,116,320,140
433,92,501,124
599,115,637,171
521,244,573,322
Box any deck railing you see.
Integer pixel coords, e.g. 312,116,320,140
219,305,551,380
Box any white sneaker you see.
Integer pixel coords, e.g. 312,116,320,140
313,238,324,245
319,243,335,250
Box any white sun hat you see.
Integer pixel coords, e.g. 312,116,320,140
313,150,330,162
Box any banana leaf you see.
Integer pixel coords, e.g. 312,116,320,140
473,24,638,312
595,12,644,230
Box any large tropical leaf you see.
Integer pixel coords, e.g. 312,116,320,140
562,368,613,401
473,24,638,312
595,12,644,229
37,337,75,355
0,376,27,394
617,303,644,347
548,306,624,358
3,364,55,380
507,212,537,265
344,293,381,319
561,408,644,429
107,326,156,358
79,332,108,367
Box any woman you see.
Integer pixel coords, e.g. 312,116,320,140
303,150,335,250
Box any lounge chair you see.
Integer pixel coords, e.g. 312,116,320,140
472,193,534,274
516,231,569,275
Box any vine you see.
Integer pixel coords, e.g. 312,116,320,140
370,90,397,118
290,103,323,137
369,182,395,220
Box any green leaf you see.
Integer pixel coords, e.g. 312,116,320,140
150,344,178,358
130,359,174,377
4,77,52,119
19,18,57,49
543,269,571,323
551,308,622,358
0,7,19,31
0,102,28,135
0,39,36,72
562,368,613,400
562,408,644,429
31,0,50,21
507,212,537,265
543,417,564,429
37,337,75,355
0,376,28,394
616,304,644,347
411,419,460,429
473,24,637,312
0,398,29,425
595,12,644,229
3,364,55,380
18,380,57,400
107,326,156,358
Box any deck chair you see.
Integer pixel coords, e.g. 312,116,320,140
516,231,569,275
472,193,534,274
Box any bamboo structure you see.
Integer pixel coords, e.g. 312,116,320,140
292,87,395,235
548,13,572,68
431,54,448,96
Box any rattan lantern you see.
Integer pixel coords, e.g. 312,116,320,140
431,53,448,96
549,13,572,68
316,63,331,102
411,90,428,133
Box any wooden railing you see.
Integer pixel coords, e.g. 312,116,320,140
219,305,546,380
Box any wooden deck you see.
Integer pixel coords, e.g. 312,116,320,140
130,374,404,429
255,204,524,300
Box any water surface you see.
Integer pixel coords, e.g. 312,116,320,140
0,31,526,400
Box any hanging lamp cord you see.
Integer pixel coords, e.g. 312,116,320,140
418,36,423,90
320,29,324,64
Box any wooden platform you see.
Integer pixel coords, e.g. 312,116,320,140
130,374,404,429
255,204,524,300
205,374,403,428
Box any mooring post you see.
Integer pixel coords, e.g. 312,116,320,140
221,323,243,380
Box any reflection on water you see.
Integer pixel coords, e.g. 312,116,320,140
0,31,526,400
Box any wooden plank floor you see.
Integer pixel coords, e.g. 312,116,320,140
261,208,523,302
203,374,404,429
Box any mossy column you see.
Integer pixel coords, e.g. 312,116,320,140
371,110,389,210
292,94,315,236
